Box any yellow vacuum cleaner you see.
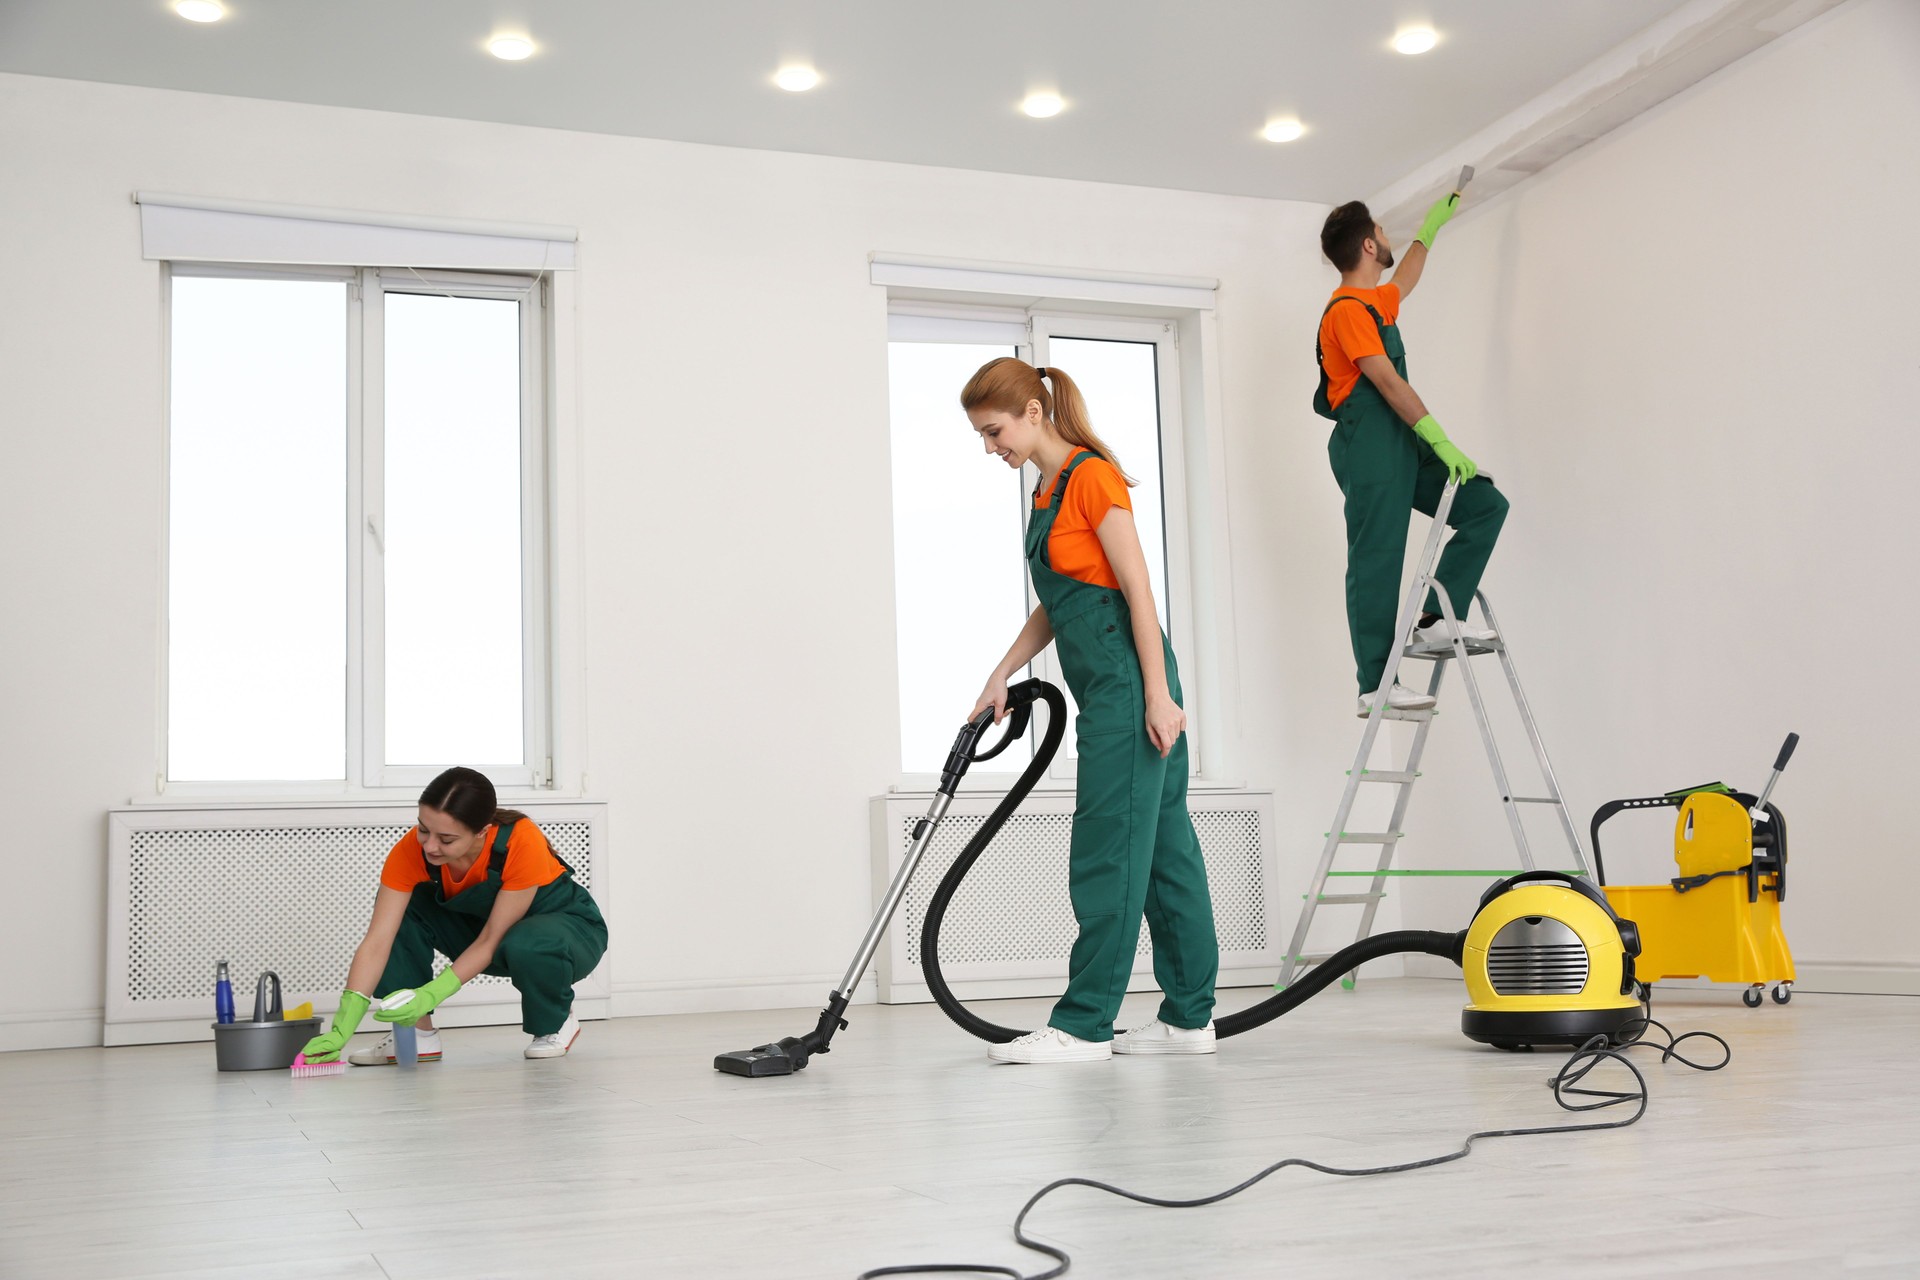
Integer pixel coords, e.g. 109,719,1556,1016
1593,733,1798,1006
1460,871,1645,1049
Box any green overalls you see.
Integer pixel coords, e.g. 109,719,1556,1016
1315,296,1510,694
1031,450,1219,1042
377,821,608,1036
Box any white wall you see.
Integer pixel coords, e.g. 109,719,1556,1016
0,70,1359,1050
1391,0,1920,991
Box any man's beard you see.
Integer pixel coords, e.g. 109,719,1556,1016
1376,244,1395,269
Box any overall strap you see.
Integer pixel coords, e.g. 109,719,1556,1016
1315,295,1388,369
1038,448,1099,510
486,819,515,882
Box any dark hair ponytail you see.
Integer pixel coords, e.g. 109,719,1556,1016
419,766,527,834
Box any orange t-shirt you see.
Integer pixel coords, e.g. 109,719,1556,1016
1318,283,1400,411
380,819,567,898
1034,449,1131,590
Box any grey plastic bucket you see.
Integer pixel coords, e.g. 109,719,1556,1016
212,1017,321,1071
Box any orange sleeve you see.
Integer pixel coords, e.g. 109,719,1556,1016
1326,300,1386,364
380,832,429,893
1065,457,1131,532
499,821,567,892
1376,282,1401,323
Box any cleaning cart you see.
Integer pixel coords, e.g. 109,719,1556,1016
1592,734,1798,1007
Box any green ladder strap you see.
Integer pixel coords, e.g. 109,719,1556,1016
1323,869,1588,877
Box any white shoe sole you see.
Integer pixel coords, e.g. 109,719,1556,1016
525,1023,581,1059
348,1050,442,1067
987,1043,1112,1064
1356,700,1435,719
1112,1037,1217,1056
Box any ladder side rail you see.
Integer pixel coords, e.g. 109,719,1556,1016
1278,504,1451,989
1473,589,1592,876
1347,659,1447,981
1426,577,1536,869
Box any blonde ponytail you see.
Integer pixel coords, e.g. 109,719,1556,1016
959,357,1135,485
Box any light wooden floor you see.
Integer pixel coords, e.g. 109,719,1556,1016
2,980,1916,1279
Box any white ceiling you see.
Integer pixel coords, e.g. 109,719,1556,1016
0,0,1700,203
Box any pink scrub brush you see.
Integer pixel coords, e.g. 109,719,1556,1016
290,1052,346,1078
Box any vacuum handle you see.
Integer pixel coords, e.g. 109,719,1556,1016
1750,731,1799,817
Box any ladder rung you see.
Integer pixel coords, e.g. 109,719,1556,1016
1307,892,1385,904
1507,796,1560,805
1327,831,1402,844
1403,639,1503,658
1351,769,1418,783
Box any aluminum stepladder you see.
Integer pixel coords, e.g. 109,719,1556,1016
1277,481,1592,991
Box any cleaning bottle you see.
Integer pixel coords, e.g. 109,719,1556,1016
214,960,235,1025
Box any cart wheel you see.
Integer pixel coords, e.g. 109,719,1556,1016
1771,982,1792,1005
1742,986,1763,1007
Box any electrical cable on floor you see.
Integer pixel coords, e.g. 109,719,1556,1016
859,1012,1731,1280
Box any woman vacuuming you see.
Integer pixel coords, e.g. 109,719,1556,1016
300,767,608,1066
962,358,1219,1063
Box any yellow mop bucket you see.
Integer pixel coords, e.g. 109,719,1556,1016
1591,734,1798,1007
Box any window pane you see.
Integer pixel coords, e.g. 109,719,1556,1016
1047,338,1167,633
382,291,524,766
1045,337,1170,762
889,342,1030,774
168,276,346,781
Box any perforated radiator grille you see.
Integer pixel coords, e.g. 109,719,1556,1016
124,821,595,1004
902,808,1267,967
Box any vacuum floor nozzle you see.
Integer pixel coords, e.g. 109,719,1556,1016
714,1039,805,1077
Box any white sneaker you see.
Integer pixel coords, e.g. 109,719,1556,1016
525,1015,581,1059
347,1028,443,1066
1112,1019,1217,1055
1411,617,1499,649
1356,683,1436,717
987,1026,1111,1064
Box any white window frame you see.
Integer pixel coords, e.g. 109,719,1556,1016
882,300,1200,788
1029,313,1197,783
159,262,552,796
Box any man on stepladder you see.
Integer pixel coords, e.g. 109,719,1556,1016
1314,187,1509,717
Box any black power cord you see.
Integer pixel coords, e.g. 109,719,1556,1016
860,1011,1730,1280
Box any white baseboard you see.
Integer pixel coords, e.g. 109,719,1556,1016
879,964,1282,1007
0,1008,105,1052
609,973,879,1019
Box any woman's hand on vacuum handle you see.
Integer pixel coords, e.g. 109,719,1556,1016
971,672,1011,725
1145,690,1185,758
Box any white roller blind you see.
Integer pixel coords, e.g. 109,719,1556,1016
870,253,1215,311
136,193,576,270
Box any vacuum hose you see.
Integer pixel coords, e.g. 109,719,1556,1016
918,680,1465,1043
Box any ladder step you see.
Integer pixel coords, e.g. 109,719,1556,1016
1305,892,1385,904
1350,769,1418,783
1326,831,1403,844
1402,638,1503,658
1507,796,1561,805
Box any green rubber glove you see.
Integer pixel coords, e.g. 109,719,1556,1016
300,989,371,1063
1415,192,1460,248
372,968,464,1026
1412,415,1478,483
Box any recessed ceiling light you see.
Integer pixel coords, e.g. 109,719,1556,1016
174,1,225,21
774,64,822,92
488,34,535,61
1021,92,1065,119
1261,118,1306,143
1393,26,1439,55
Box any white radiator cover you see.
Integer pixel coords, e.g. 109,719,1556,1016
105,800,610,1045
871,788,1277,1003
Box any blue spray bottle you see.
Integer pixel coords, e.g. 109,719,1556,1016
214,960,235,1024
